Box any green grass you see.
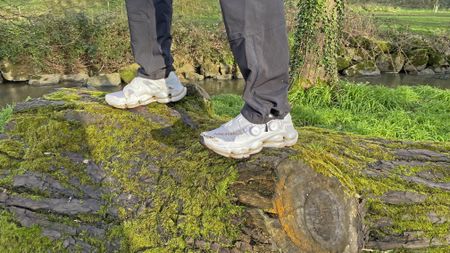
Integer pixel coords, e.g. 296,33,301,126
0,105,13,133
212,82,450,142
352,5,450,36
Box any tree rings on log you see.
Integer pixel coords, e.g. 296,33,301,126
271,159,362,253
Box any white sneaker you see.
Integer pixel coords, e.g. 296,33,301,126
105,72,187,109
200,113,298,159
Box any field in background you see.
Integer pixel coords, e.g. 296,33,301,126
373,9,450,36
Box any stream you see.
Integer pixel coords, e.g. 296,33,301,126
1,73,449,108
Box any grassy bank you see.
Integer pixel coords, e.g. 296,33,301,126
212,82,450,142
2,83,449,142
0,0,227,75
1,1,449,77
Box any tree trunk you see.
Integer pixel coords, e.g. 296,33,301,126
0,86,448,252
290,0,345,88
434,0,440,13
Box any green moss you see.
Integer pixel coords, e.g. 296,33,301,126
407,49,429,67
375,40,392,53
119,63,140,84
2,87,448,251
0,139,25,158
2,89,241,251
0,209,65,253
44,89,82,102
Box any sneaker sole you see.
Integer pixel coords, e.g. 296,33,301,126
108,87,187,109
200,131,298,159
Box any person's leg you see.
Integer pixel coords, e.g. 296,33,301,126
200,0,296,159
126,0,174,80
106,0,186,109
219,0,291,124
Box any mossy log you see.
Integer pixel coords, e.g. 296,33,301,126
0,85,448,252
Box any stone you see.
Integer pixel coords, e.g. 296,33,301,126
343,61,381,76
0,73,3,84
216,74,233,80
0,59,34,81
380,191,427,205
337,55,352,72
428,50,447,67
353,48,370,62
376,53,405,73
200,61,220,78
60,73,89,85
28,74,61,86
12,172,78,198
178,63,203,81
13,98,66,113
87,73,121,87
434,67,443,73
0,193,102,215
404,49,429,72
349,35,376,51
375,40,393,54
418,68,435,75
219,63,233,75
185,72,205,81
119,63,140,84
235,69,244,79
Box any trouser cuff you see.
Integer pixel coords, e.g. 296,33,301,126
137,66,174,80
241,103,288,125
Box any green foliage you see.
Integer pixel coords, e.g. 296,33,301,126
212,82,450,142
290,0,345,84
0,11,132,74
289,83,450,141
0,210,65,253
0,0,230,75
0,105,13,133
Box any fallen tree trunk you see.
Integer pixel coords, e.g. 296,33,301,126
0,85,448,252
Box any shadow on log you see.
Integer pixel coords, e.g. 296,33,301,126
0,85,448,252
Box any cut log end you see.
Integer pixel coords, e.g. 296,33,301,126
273,159,362,253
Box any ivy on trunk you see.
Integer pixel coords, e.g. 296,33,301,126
290,0,345,88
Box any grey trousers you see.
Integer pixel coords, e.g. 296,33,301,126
126,0,291,124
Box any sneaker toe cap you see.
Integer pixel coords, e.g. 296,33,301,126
105,91,127,106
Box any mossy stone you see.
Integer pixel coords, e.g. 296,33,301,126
428,50,447,67
119,63,140,84
404,49,429,72
375,40,393,54
337,56,352,72
343,60,381,76
376,53,405,73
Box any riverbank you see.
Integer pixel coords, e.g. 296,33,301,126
2,81,449,143
1,2,449,85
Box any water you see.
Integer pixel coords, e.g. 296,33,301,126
344,73,450,89
0,79,245,108
1,74,448,108
0,82,121,108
